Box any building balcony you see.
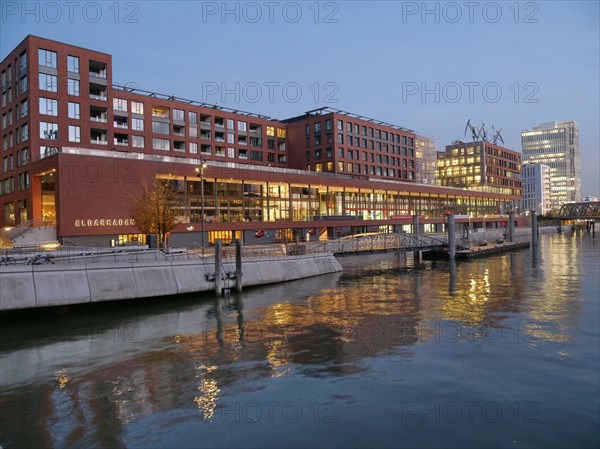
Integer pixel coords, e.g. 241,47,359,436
91,139,108,145
90,116,108,123
89,71,107,79
90,94,107,101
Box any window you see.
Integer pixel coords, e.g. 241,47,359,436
238,149,248,159
238,135,247,145
227,133,235,144
132,118,144,131
227,147,235,158
266,126,275,136
189,127,198,138
152,138,170,151
19,100,28,118
113,98,128,112
277,129,286,138
68,102,80,119
132,101,144,114
201,144,212,155
20,76,28,94
67,78,79,96
20,124,28,141
68,125,81,143
132,135,145,148
337,120,343,130
19,51,27,70
40,122,59,140
238,121,247,132
227,119,235,129
314,122,321,133
39,73,58,92
188,112,197,124
215,146,225,156
38,49,57,68
189,142,198,154
152,121,169,134
21,148,29,165
152,106,169,118
173,109,185,121
67,55,79,73
39,97,58,116
325,119,332,131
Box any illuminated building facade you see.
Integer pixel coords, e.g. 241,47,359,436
436,141,522,197
415,134,437,185
1,36,522,247
521,121,580,208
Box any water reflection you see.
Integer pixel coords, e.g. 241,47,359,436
0,234,596,449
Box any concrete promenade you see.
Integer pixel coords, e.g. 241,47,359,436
0,252,342,311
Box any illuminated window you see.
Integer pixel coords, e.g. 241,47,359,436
152,106,169,118
266,126,275,136
277,129,286,138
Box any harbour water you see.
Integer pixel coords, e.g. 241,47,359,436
0,232,598,448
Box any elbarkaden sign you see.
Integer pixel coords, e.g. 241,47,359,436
74,219,136,227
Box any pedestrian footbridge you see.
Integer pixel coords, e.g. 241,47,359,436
308,233,460,256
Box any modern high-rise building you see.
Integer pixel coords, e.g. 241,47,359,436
521,121,580,209
519,163,552,215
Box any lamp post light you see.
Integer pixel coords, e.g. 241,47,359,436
195,160,208,257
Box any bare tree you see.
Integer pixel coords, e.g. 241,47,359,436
131,179,181,248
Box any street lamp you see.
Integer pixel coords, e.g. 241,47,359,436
195,160,208,257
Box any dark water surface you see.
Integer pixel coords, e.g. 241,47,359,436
1,232,598,448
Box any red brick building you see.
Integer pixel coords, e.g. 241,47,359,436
284,108,417,181
1,36,522,247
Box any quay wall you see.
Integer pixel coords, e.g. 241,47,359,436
0,253,342,311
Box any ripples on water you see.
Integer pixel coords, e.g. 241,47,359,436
0,232,598,448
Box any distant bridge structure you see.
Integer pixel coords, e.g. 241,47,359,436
556,202,600,220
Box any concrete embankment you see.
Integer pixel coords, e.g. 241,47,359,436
0,253,342,311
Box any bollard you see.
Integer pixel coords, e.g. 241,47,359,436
214,239,223,295
412,215,419,236
508,212,515,242
235,239,243,293
449,258,457,296
531,211,538,248
447,213,456,259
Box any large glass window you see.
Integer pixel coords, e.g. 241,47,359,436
67,55,79,73
131,101,144,114
39,97,58,116
152,121,169,134
67,78,79,96
68,102,80,119
152,138,170,151
39,73,58,92
113,98,128,112
68,125,81,143
132,118,144,131
38,49,57,68
173,109,185,121
40,122,59,140
132,135,145,148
